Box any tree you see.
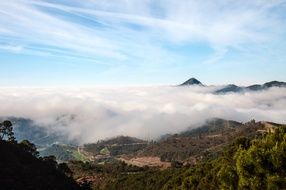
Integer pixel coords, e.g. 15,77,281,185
235,127,286,190
0,120,15,142
19,140,39,157
217,160,238,190
42,155,57,167
58,163,73,177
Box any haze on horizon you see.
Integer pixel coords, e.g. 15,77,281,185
0,0,286,86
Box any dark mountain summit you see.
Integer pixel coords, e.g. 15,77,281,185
180,78,203,86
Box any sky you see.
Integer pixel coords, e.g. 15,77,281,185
1,0,286,86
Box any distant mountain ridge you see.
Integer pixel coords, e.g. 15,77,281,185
179,78,286,94
215,80,286,94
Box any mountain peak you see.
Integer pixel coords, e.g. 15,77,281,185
180,78,203,86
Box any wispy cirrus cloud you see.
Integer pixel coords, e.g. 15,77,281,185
0,1,121,58
0,0,285,66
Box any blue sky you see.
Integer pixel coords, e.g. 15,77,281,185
0,0,286,86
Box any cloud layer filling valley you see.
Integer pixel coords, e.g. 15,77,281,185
0,86,285,143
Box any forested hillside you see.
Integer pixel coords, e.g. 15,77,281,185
106,125,286,190
139,119,265,162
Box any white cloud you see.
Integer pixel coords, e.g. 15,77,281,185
0,86,285,144
0,0,285,65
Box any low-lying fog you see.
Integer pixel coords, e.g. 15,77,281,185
0,86,285,143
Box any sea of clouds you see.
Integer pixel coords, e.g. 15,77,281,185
0,86,285,144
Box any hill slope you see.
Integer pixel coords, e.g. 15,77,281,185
84,136,148,156
138,119,270,162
